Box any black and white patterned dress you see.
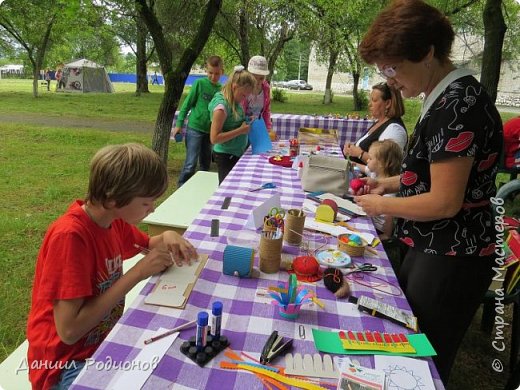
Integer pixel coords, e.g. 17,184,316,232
396,73,503,256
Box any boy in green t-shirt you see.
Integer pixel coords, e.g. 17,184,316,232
174,56,224,186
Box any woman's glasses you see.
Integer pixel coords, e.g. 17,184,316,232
376,64,397,79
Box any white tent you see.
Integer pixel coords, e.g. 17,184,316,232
59,59,114,93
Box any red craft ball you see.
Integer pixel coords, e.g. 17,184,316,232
350,178,364,192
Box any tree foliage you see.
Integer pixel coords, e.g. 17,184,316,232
136,0,222,162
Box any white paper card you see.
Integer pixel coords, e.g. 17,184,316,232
110,328,178,390
374,355,435,390
245,193,281,229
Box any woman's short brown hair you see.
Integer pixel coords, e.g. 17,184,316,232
359,0,454,64
86,143,168,208
373,82,405,118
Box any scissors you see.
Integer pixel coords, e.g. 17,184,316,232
249,182,277,192
268,207,286,219
348,262,377,274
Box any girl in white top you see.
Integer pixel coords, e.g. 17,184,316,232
364,140,403,239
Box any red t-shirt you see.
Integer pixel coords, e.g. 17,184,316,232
27,200,149,389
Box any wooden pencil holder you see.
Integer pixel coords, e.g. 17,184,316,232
283,209,306,245
337,233,367,257
259,230,283,273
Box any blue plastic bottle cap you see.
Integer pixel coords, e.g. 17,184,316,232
212,301,223,316
197,311,209,326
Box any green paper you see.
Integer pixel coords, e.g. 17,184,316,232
312,328,437,357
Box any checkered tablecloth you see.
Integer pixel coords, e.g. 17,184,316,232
171,112,373,148
73,144,443,390
271,114,373,147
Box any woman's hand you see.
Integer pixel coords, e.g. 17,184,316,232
343,142,363,159
354,194,384,217
354,177,385,195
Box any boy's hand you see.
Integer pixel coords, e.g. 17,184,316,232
135,249,174,280
161,230,198,266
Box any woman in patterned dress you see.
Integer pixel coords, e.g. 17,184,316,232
354,0,503,384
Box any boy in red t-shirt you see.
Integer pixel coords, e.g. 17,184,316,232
26,143,198,389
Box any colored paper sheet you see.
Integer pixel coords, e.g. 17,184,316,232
249,118,272,154
312,329,437,357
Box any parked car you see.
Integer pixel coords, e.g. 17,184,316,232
286,79,313,90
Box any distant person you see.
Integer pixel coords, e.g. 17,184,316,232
343,82,407,165
209,65,256,183
151,71,160,85
174,56,224,187
26,143,198,389
55,68,65,90
242,55,276,140
44,69,51,91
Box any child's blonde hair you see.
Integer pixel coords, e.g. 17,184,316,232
369,140,403,177
86,143,168,208
222,66,255,119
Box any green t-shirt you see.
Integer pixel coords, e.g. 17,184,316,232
208,92,248,156
175,77,221,133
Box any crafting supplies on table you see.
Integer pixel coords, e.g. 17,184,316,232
72,141,442,390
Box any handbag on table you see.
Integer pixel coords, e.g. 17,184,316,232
300,155,350,196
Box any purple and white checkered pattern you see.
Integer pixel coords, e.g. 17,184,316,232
271,114,373,147
171,112,373,148
72,146,443,389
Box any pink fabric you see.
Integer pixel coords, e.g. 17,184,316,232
241,80,272,129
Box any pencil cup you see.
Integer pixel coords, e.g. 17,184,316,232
283,209,306,245
259,230,283,273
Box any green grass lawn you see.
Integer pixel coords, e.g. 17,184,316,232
0,79,518,389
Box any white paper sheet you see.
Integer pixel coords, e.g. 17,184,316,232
374,355,435,390
110,328,178,390
245,193,281,229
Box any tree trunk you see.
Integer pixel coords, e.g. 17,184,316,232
352,72,361,111
137,0,222,163
238,0,250,66
480,0,506,103
323,49,339,105
135,12,149,94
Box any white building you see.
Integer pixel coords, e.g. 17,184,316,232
307,35,520,106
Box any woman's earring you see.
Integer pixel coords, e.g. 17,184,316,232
425,62,431,68
384,108,389,116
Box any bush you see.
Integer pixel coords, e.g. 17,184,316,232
356,89,368,110
272,87,287,103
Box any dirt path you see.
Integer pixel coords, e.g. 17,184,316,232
0,112,156,133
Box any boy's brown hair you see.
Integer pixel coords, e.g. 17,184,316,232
86,143,168,208
207,55,224,69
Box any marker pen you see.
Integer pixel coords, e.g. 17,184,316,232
195,311,208,351
210,301,223,339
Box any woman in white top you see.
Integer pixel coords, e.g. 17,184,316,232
343,82,407,165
